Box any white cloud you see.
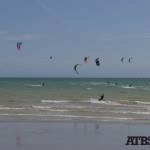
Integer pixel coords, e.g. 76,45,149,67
21,34,41,40
0,31,41,41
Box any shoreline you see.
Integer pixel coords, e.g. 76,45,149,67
0,115,150,124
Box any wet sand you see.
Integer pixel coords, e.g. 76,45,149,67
0,121,150,150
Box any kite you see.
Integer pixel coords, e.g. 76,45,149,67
74,64,81,74
17,42,23,51
84,56,89,63
50,56,52,59
95,58,100,66
121,57,124,63
128,57,132,63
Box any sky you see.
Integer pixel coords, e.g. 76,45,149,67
1,0,150,77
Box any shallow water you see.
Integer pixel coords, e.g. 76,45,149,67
0,78,150,122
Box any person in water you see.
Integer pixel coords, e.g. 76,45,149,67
99,94,104,101
42,82,45,86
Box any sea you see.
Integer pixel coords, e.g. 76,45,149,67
0,77,150,123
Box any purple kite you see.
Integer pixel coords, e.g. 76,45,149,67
17,42,23,51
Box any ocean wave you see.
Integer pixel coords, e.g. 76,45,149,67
142,87,150,91
41,100,91,103
65,106,90,109
0,112,149,122
135,101,150,105
123,111,150,115
100,110,150,115
0,106,27,110
90,82,107,85
25,84,43,87
32,106,52,109
87,88,92,90
90,98,121,105
0,113,133,121
121,85,135,89
41,100,70,103
133,86,150,91
32,106,69,112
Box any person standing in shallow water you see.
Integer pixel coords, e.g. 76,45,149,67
42,82,45,86
99,94,104,101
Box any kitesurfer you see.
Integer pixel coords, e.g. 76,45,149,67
42,82,45,86
99,94,104,101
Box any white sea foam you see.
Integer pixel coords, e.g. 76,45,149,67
90,82,107,85
87,88,92,90
103,110,150,115
41,100,70,103
128,111,150,115
0,107,26,110
63,105,90,109
121,86,135,89
142,87,150,91
90,98,121,105
31,105,69,111
135,101,150,105
41,99,91,103
32,106,52,109
25,84,42,87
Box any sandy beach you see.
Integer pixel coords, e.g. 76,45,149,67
0,121,150,150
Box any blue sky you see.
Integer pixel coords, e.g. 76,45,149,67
0,0,150,77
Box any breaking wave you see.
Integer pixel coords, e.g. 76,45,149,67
90,98,121,106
